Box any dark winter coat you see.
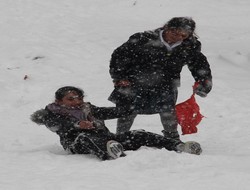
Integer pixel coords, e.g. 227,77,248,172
31,103,181,159
108,28,212,114
30,102,129,152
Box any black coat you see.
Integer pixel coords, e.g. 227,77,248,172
31,103,181,159
109,28,212,114
30,103,130,151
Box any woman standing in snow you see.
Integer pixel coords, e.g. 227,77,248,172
108,17,212,141
31,86,202,160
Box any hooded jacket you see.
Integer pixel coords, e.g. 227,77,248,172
108,28,212,113
31,102,129,150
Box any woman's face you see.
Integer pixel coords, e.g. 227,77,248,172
163,28,189,44
57,91,84,108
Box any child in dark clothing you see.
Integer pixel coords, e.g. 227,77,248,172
31,86,202,160
108,17,212,140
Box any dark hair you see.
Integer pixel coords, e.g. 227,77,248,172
163,17,196,34
55,86,84,100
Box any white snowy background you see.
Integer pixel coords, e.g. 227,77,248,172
1,0,250,189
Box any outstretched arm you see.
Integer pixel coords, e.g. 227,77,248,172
90,104,133,120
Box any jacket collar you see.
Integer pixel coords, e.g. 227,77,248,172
159,30,182,51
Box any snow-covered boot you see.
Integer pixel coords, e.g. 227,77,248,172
176,141,202,155
106,140,126,159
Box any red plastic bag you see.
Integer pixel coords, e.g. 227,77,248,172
176,94,204,135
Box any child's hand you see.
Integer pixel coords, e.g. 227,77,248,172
114,80,131,87
78,121,95,129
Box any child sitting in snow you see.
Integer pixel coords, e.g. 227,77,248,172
31,86,202,160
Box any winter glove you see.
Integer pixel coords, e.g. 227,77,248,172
176,141,202,155
193,80,212,97
114,80,131,87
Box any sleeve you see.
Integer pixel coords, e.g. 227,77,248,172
186,40,212,83
90,104,133,120
109,32,147,82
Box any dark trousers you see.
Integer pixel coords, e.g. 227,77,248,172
116,112,178,134
115,87,179,138
115,130,179,151
69,130,180,160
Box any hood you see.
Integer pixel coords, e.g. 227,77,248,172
30,109,48,125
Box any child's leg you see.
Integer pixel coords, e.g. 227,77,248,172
70,133,110,160
115,130,181,151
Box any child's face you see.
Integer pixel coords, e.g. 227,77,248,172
163,28,189,44
57,91,84,108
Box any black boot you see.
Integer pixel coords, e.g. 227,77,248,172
162,130,182,143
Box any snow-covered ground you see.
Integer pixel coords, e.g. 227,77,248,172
1,0,250,189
